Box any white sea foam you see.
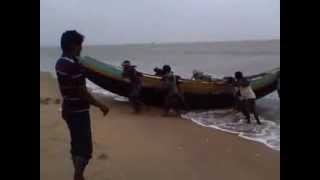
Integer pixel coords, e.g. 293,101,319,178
181,109,280,151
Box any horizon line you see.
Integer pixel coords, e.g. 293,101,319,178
40,38,280,48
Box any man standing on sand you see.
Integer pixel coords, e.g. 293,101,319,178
55,30,110,180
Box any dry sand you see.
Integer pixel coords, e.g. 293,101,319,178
40,72,279,180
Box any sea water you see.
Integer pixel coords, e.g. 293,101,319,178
40,40,280,151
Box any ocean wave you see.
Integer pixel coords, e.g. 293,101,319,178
181,109,280,151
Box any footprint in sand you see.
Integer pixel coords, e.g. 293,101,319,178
97,153,109,160
40,97,61,105
54,98,61,104
40,97,52,105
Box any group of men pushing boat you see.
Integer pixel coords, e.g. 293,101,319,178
120,60,261,125
121,61,188,116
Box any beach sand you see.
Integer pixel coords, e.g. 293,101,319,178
40,72,279,180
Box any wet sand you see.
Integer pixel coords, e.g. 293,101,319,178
40,72,279,180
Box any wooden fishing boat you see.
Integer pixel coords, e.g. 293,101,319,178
80,56,280,109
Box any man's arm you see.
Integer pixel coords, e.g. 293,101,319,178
79,86,109,115
77,65,109,115
176,75,182,85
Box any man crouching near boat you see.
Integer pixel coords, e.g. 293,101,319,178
55,30,110,180
234,71,261,125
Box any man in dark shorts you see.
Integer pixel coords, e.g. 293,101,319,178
161,65,187,116
55,30,110,180
234,71,261,125
121,60,144,113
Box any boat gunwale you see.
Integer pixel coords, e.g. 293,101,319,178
80,56,279,95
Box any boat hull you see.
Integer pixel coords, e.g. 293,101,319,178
80,56,279,110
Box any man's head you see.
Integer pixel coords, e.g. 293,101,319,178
154,67,163,75
60,30,84,57
235,71,243,80
121,60,132,69
162,65,171,74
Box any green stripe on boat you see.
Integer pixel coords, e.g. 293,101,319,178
80,56,123,78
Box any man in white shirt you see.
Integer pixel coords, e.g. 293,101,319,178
235,71,261,125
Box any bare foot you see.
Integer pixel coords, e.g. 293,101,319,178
74,174,85,180
133,110,141,114
232,118,239,123
162,112,169,117
54,98,61,104
175,112,181,117
40,97,51,105
98,153,108,160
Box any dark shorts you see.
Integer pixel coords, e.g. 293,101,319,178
164,92,185,109
62,111,93,161
129,85,141,98
241,99,256,112
129,85,143,107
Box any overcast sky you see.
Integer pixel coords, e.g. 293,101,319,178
40,0,279,46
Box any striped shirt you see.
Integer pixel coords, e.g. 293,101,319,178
55,57,90,113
